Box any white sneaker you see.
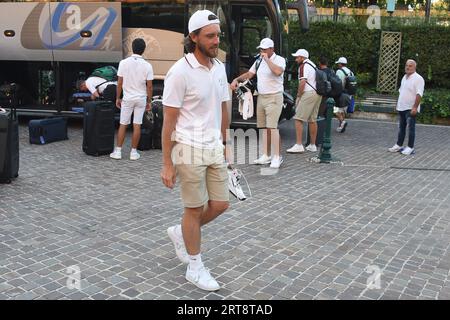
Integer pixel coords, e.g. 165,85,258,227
388,144,403,153
401,147,415,155
305,144,317,152
130,151,140,160
110,148,122,160
253,154,272,165
270,156,284,168
227,167,247,200
287,144,305,153
185,265,220,291
167,226,189,264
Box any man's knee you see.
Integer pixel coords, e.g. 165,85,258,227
210,201,229,214
184,206,204,220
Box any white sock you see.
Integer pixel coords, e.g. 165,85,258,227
115,147,122,152
189,254,203,271
131,148,137,153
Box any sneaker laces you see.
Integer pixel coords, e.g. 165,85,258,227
227,164,252,199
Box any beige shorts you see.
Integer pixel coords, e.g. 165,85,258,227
119,98,146,125
294,91,322,122
256,92,283,128
172,143,228,208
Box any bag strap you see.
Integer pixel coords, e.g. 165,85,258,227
95,79,109,90
302,62,318,92
340,68,353,77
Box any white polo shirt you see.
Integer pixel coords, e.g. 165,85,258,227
163,53,230,149
249,53,285,95
299,59,317,92
397,72,425,112
85,76,117,95
117,54,154,101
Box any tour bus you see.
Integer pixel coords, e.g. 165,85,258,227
0,0,308,127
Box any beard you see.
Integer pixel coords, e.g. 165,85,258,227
197,41,219,58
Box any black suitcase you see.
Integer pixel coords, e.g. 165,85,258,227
138,128,153,151
0,107,19,184
82,101,115,156
151,98,163,150
29,117,68,144
307,116,326,146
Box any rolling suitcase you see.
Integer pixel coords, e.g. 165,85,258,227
29,117,68,144
151,98,163,150
0,107,19,184
138,128,153,151
82,101,115,156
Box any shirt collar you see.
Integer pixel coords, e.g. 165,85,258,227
185,53,218,70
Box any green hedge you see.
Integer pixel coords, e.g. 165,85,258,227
418,89,450,123
288,19,450,89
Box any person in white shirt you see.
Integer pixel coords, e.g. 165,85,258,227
335,57,353,133
287,49,322,154
78,76,117,101
161,10,230,292
230,38,286,169
388,59,425,155
109,38,154,161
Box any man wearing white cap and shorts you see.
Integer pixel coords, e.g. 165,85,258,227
335,57,353,133
110,38,154,160
287,49,322,154
230,37,286,168
161,10,230,291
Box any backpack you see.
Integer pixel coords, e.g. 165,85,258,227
101,84,117,102
326,69,344,98
90,66,118,82
303,62,331,97
339,68,357,95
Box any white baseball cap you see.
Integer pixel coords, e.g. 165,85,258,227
335,57,348,64
188,10,220,33
256,38,274,49
292,49,309,58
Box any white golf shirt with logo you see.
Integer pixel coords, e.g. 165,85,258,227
162,53,230,149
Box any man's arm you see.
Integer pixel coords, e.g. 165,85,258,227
262,54,284,76
297,79,306,101
146,80,153,111
116,76,123,108
161,106,179,189
410,94,421,116
230,71,256,91
221,101,232,164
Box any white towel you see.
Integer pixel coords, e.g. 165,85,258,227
238,90,253,120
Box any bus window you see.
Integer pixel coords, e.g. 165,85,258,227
121,1,185,33
231,4,273,75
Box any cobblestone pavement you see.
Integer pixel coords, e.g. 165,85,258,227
1,118,450,300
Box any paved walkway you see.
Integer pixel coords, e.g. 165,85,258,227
1,118,450,300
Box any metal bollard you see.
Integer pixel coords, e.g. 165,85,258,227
318,98,335,163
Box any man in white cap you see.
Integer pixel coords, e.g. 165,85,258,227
287,49,322,154
335,57,353,133
161,9,230,291
230,37,286,169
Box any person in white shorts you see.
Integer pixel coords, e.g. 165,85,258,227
161,10,230,292
110,38,154,160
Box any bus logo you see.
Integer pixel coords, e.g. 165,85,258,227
21,2,120,51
